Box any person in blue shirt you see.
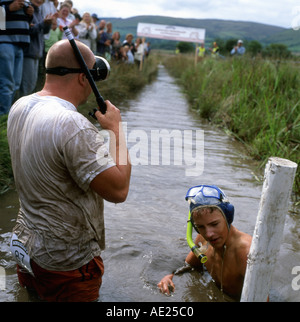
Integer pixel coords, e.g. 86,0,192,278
0,0,33,115
20,0,53,96
231,40,246,56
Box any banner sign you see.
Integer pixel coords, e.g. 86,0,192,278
137,22,205,43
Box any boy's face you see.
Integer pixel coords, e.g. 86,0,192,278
192,208,228,249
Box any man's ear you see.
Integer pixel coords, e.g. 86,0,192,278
78,73,86,86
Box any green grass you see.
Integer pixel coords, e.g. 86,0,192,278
163,55,300,195
0,114,13,194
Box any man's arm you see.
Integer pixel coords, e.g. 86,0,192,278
89,100,131,203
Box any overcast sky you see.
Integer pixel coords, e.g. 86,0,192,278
73,0,299,29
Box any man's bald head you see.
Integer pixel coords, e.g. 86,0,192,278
45,39,95,70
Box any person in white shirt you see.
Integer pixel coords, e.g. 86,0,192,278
231,40,246,56
77,12,97,50
134,37,144,65
7,39,131,302
57,2,78,38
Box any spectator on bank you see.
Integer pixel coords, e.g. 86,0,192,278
97,21,112,60
122,33,135,61
44,18,63,53
97,18,106,33
77,12,96,50
123,45,134,64
90,14,99,53
91,13,99,26
134,37,144,66
40,0,57,17
111,31,122,61
105,22,113,60
144,41,151,57
57,2,78,38
231,40,246,56
64,0,75,20
39,0,58,71
20,0,53,97
40,0,58,40
123,33,135,51
96,19,106,55
209,41,220,58
0,0,33,115
197,43,206,60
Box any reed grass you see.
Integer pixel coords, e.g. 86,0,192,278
163,55,300,195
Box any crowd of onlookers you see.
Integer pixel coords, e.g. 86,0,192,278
0,0,151,115
44,1,151,62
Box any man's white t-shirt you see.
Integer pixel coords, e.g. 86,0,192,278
7,94,115,271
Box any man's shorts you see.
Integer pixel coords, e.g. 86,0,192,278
17,256,104,302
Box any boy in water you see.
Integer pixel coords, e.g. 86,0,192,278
158,185,252,300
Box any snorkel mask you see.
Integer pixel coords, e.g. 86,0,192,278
46,56,110,81
185,185,234,263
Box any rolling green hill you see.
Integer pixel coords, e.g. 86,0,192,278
262,28,300,52
103,15,299,52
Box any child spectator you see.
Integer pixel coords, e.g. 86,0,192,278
123,45,134,64
122,33,136,60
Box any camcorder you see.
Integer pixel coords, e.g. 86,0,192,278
23,1,32,9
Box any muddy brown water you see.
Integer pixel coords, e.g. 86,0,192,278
0,66,299,302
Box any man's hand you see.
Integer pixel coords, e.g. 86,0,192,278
94,100,122,134
9,0,25,11
44,14,54,25
24,3,33,16
90,100,131,203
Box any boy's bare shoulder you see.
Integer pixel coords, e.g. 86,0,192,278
233,228,252,260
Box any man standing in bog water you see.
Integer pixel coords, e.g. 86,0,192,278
7,39,131,302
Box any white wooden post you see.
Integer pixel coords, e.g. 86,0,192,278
241,157,298,302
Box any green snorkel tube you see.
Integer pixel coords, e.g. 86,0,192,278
187,210,208,264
